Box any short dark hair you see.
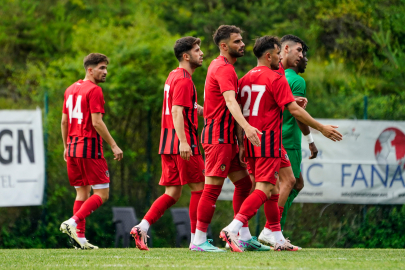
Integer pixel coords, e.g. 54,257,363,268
83,53,109,70
213,25,243,46
174,36,201,62
281,34,308,52
253,36,281,58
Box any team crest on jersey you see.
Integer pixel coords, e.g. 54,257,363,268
274,171,279,178
285,154,289,160
105,170,110,177
220,164,226,171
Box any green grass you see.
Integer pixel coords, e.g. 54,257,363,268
1,248,404,269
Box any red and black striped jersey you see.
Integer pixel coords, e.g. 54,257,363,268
201,56,238,145
62,80,105,159
238,66,295,157
159,68,201,155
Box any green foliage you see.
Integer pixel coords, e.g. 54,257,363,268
1,0,405,248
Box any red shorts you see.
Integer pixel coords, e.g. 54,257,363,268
246,146,290,175
159,154,205,186
67,157,110,186
246,157,280,185
281,146,291,168
203,144,245,178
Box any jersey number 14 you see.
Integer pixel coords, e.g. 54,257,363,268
66,95,83,124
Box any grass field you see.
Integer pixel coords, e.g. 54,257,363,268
1,248,404,269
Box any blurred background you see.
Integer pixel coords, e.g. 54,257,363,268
1,0,405,249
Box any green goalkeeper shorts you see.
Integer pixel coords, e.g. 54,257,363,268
285,148,302,179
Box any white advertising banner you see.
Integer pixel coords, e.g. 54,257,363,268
219,119,405,204
0,108,45,207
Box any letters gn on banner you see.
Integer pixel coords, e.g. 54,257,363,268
296,119,405,204
219,119,405,204
0,108,45,207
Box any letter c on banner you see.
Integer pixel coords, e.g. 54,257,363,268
306,163,323,186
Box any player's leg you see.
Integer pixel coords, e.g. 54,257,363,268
221,157,276,252
188,182,204,247
73,185,91,246
278,149,296,218
132,155,180,251
192,144,231,252
182,154,205,247
280,149,303,229
228,170,252,240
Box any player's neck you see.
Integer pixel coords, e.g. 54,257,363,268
220,52,236,65
83,76,97,84
179,63,194,76
290,66,299,74
257,60,270,69
281,58,289,70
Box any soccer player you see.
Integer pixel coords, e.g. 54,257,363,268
221,36,342,252
130,37,205,251
191,25,269,252
60,53,123,249
258,34,310,246
280,43,318,231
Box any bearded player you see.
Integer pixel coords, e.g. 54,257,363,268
258,34,310,246
279,41,318,232
191,25,270,252
221,36,342,252
130,37,205,251
60,53,123,249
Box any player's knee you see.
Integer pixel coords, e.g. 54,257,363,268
288,176,296,188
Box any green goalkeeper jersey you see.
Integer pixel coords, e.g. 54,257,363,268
282,69,306,150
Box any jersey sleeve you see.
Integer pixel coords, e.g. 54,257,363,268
272,76,295,108
88,86,105,114
215,65,238,94
290,76,306,97
172,78,194,108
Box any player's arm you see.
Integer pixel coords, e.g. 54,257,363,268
61,113,69,161
91,113,123,161
223,91,261,146
197,104,203,116
235,105,247,167
286,102,343,142
172,105,192,161
297,119,318,159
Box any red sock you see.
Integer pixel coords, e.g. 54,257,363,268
189,190,203,234
235,189,267,223
279,206,284,219
233,176,252,227
72,194,103,222
73,200,86,238
143,194,177,225
264,194,281,231
196,184,222,232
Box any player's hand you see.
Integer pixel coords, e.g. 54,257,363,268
320,125,343,142
295,97,308,109
244,125,262,147
309,142,318,159
63,148,67,162
179,141,192,161
112,144,123,161
238,145,247,168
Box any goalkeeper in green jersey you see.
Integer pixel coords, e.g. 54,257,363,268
280,44,318,230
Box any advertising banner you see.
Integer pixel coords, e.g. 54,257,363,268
0,108,45,207
219,119,405,204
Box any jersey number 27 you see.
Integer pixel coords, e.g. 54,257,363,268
66,95,83,124
241,85,265,117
